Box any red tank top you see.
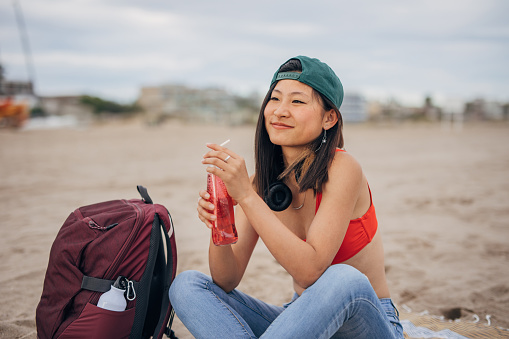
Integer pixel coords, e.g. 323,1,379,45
313,149,378,263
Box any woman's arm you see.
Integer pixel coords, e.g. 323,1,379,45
208,204,259,292
243,154,363,288
197,182,259,292
202,144,363,289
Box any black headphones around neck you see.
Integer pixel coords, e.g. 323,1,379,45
264,181,292,211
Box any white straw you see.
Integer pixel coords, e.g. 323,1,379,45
220,139,231,147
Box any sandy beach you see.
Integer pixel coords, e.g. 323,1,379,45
0,119,508,338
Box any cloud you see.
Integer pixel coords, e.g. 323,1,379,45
1,0,508,104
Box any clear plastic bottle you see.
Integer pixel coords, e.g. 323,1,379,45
207,172,238,246
97,276,127,311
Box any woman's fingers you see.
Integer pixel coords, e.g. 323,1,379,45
197,205,214,229
202,151,234,170
197,190,215,229
201,142,250,203
204,143,236,163
199,189,211,201
198,196,215,213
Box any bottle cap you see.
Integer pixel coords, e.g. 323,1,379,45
113,276,128,290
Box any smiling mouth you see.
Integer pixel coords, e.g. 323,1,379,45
271,122,293,129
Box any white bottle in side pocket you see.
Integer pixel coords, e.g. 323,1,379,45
97,276,127,311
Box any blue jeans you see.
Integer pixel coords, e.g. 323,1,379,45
169,264,404,338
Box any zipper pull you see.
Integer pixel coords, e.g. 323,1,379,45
88,220,118,231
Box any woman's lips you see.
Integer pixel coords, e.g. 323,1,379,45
271,122,293,129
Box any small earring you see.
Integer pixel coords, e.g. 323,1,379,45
315,129,327,152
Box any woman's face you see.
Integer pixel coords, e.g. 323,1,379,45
264,79,326,148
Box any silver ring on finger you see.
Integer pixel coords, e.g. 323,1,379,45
224,155,231,163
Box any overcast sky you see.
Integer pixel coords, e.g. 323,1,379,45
1,0,508,106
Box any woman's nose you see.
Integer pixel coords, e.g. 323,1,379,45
273,102,290,117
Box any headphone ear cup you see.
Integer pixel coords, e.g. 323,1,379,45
264,181,292,211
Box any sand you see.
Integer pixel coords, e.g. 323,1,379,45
0,119,508,338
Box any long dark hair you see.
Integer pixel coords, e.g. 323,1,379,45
253,59,344,197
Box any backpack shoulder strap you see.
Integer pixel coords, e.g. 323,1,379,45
130,213,167,338
152,213,177,338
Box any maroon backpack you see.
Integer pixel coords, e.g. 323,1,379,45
36,186,178,339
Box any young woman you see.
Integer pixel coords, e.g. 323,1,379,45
169,56,404,338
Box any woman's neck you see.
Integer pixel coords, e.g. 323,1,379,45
281,145,306,167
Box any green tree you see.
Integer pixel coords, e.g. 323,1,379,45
80,95,141,115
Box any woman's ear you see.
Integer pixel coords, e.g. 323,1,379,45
323,109,338,130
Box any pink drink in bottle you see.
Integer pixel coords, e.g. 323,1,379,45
207,172,238,246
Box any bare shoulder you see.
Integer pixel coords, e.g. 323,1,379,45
320,151,364,198
329,150,363,180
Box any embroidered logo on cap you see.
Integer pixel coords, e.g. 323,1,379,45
275,72,301,81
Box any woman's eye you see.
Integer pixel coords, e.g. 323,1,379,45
270,97,280,101
293,100,305,104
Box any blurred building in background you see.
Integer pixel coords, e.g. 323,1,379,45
341,93,368,123
38,96,93,121
136,82,509,125
366,96,508,123
465,99,506,121
137,84,371,125
137,85,259,125
5,70,506,128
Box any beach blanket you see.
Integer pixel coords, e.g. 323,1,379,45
401,311,509,338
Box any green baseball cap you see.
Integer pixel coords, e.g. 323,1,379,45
270,56,344,109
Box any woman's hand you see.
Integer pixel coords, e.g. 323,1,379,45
197,190,215,229
201,143,253,204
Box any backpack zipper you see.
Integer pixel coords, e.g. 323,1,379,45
103,200,146,280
